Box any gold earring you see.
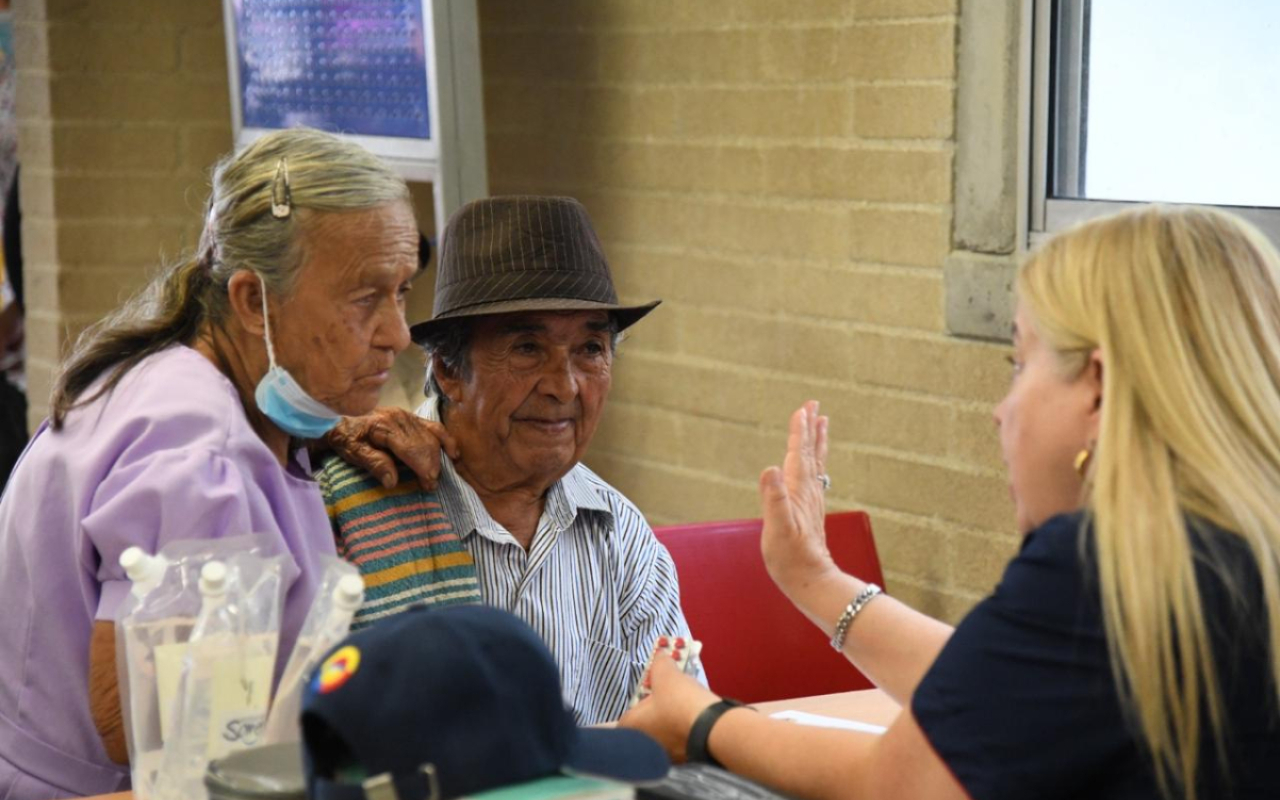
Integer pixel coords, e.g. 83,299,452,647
1074,447,1093,477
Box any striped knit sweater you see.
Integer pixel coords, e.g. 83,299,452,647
317,455,481,629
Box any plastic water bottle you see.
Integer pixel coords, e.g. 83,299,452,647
155,561,230,800
115,547,171,800
262,572,365,744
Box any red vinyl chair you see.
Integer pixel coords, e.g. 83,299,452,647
653,511,885,703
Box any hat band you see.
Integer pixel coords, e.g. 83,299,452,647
433,271,619,319
410,298,660,343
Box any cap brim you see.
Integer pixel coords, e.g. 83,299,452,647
410,299,661,344
562,726,671,784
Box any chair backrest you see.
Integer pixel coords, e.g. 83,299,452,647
653,511,884,703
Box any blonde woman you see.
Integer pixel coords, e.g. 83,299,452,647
621,205,1280,799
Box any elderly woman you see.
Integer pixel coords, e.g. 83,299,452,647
622,206,1280,799
0,128,428,800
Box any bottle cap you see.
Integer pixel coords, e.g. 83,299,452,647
334,574,365,609
200,561,228,596
120,547,165,584
119,547,146,578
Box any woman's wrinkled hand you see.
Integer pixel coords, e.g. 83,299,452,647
759,401,840,601
618,656,720,762
324,407,460,490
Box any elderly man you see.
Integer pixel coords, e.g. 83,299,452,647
397,195,700,724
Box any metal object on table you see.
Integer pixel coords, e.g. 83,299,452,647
205,742,306,800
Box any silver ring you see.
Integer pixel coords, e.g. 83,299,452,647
817,473,831,492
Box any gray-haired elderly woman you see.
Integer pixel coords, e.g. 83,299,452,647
0,127,448,800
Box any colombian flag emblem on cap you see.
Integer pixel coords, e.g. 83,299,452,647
315,645,361,694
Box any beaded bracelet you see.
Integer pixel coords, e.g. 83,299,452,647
830,583,882,652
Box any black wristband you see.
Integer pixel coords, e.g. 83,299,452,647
686,698,751,767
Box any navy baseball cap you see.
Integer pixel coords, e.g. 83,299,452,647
300,605,670,800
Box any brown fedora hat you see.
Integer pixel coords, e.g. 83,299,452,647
410,196,660,342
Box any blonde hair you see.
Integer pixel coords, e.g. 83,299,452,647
1019,205,1280,798
51,127,411,427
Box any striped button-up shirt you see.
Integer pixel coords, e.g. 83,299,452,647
420,399,701,724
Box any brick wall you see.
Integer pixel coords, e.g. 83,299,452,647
478,0,1016,621
14,0,1017,622
16,0,232,425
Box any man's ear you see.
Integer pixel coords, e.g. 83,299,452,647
226,271,267,338
432,357,465,404
1084,347,1104,440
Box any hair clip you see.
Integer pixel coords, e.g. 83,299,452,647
271,158,292,219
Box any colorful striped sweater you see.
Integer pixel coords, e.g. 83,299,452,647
317,455,481,629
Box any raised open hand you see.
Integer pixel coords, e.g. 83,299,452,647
759,401,837,601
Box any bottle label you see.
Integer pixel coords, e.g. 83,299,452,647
207,637,275,759
152,633,275,755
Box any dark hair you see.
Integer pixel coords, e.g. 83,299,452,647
419,318,474,407
49,128,410,428
420,314,623,412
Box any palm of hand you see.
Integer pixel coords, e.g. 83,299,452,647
760,402,834,595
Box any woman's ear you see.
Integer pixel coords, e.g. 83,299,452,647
1085,347,1104,438
226,271,267,338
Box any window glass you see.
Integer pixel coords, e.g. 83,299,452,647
1069,0,1280,207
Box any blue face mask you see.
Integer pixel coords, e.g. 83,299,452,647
253,277,342,440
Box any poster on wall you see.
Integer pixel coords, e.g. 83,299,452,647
234,0,433,143
222,0,488,229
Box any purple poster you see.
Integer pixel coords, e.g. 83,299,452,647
233,0,431,140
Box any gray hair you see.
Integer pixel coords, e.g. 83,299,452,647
51,127,411,428
199,126,412,311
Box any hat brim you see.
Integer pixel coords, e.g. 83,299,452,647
410,298,660,344
563,726,671,784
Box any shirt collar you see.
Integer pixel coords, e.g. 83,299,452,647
290,445,314,480
417,396,613,541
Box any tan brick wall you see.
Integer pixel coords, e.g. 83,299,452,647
16,0,231,427
479,0,1016,622
15,0,1017,622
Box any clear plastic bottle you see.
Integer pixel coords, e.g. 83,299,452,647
114,547,176,800
154,551,283,800
115,547,169,762
116,535,280,800
262,572,365,744
155,561,230,800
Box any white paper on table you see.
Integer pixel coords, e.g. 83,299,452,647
770,709,888,734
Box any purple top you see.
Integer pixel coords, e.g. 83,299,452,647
0,346,336,799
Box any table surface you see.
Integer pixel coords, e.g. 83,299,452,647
755,688,900,728
79,689,899,800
